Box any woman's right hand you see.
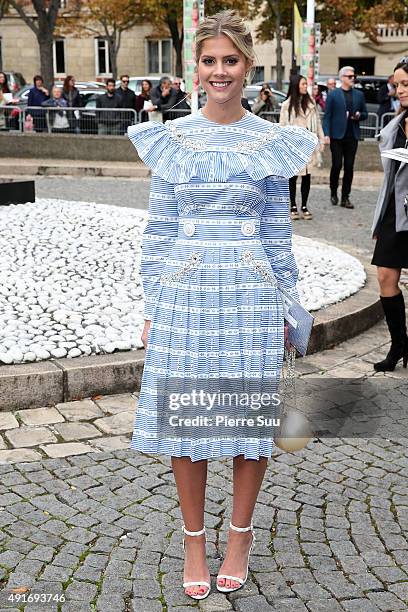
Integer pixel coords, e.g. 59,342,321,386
141,320,151,349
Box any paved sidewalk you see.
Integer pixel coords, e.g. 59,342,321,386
0,302,408,611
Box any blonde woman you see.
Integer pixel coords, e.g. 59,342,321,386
128,10,317,600
280,73,325,220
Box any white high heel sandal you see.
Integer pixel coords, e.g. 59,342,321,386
216,521,256,593
182,525,211,600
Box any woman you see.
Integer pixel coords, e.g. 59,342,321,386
135,79,152,123
280,74,325,220
371,57,408,372
42,87,70,133
128,10,317,600
252,87,277,121
62,75,81,132
312,83,326,111
0,72,10,94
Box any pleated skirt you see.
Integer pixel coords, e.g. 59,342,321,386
130,217,285,461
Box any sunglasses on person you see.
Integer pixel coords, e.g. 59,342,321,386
399,56,408,65
344,74,355,79
122,79,129,84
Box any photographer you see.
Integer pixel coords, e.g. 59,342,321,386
252,87,277,122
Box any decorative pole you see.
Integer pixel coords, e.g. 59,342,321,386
183,0,205,114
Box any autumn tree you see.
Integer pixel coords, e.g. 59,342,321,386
60,0,148,80
0,0,63,90
143,0,250,78
250,0,408,90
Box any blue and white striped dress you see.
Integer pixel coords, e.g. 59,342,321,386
128,109,317,462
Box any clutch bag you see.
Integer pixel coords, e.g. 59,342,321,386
278,285,314,356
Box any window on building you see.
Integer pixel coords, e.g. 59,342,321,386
147,39,172,74
271,66,286,82
53,39,65,75
96,38,112,75
252,66,265,84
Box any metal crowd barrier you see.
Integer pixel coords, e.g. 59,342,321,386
0,105,23,131
19,106,138,135
380,112,397,130
0,104,389,141
259,110,381,141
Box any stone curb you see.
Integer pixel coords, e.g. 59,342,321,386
0,159,383,186
0,252,382,412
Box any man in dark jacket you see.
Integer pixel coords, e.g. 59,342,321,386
27,75,49,132
96,78,123,135
149,76,178,122
116,74,137,131
377,75,399,127
323,66,368,208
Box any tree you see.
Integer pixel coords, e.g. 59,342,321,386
0,0,62,90
143,0,250,78
60,0,148,80
250,0,408,90
249,0,294,90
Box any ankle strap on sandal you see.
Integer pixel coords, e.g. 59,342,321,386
229,521,253,532
182,524,206,537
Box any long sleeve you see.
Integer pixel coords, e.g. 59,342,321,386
140,173,179,319
279,101,289,126
261,176,300,302
322,92,333,137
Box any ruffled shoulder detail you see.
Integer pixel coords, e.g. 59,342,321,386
127,120,318,183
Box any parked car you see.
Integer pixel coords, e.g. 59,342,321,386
3,71,26,93
243,85,286,110
353,75,389,113
79,89,120,134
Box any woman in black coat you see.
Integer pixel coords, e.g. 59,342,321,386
62,75,82,132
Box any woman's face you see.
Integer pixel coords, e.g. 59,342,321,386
69,78,75,87
142,80,150,93
0,73,5,85
53,87,62,99
299,78,308,95
197,34,251,106
394,67,408,110
312,85,319,97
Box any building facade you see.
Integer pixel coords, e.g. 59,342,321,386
1,13,407,86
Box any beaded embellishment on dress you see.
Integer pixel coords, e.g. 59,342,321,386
160,252,202,285
164,117,281,154
240,250,278,286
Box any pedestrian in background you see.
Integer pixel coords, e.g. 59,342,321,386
27,75,49,132
42,87,70,133
322,77,336,103
252,87,277,121
280,73,325,220
312,83,326,111
0,72,10,94
95,78,123,135
166,76,191,120
371,57,408,372
116,74,137,132
62,75,81,133
135,79,153,123
377,75,399,128
323,66,367,209
149,76,178,122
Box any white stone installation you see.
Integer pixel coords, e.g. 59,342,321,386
294,235,366,312
0,199,366,365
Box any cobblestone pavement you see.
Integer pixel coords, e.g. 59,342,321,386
0,303,408,611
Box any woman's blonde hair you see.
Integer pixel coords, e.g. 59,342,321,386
194,10,256,83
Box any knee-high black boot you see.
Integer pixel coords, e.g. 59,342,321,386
374,291,408,372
